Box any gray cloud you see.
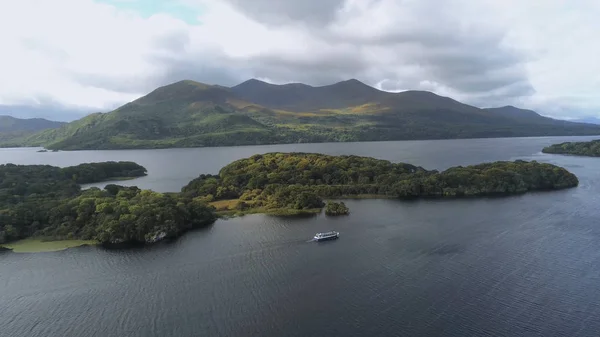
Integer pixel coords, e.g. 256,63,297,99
49,0,537,118
154,56,246,88
20,38,69,62
192,0,535,108
66,29,195,94
0,104,94,122
146,30,249,88
68,73,160,95
151,29,190,53
222,0,347,26
243,44,369,85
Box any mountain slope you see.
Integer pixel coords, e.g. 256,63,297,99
571,116,600,125
485,106,544,121
23,81,285,150
231,78,386,111
0,116,65,146
0,115,64,132
12,79,600,150
484,106,592,126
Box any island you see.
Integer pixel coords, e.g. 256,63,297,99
1,153,580,252
181,152,579,216
325,201,350,216
542,139,600,157
0,161,215,253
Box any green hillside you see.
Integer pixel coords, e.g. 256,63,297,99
10,79,600,150
24,81,282,150
0,115,64,132
0,116,65,147
542,139,600,157
180,152,578,215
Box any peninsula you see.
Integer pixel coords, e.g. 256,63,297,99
542,139,600,157
181,153,579,215
0,153,579,252
0,161,215,252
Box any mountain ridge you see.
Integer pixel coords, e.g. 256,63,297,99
0,115,65,146
4,78,600,150
571,116,600,125
0,115,65,132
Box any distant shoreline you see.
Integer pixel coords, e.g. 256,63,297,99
2,135,600,152
542,139,600,157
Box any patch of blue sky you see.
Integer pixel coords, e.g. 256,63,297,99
96,0,202,24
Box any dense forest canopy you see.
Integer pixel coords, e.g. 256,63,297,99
0,161,146,205
1,153,580,247
0,116,65,147
542,140,600,157
63,161,148,183
0,162,215,245
325,201,350,216
182,153,579,212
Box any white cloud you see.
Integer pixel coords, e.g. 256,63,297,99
0,0,599,120
0,0,157,109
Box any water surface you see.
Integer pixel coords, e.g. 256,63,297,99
1,135,596,192
1,136,600,336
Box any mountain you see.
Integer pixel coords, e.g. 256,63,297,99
22,81,277,150
485,106,547,122
570,116,600,125
0,105,90,122
484,106,596,127
10,79,600,150
0,115,64,132
0,116,65,146
231,78,386,111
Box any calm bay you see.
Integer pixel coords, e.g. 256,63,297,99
1,136,600,336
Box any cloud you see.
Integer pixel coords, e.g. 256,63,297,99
0,0,599,121
218,0,347,26
0,104,94,122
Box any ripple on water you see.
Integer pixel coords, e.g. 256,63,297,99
2,137,600,336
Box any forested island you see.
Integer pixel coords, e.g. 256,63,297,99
0,162,215,251
325,201,350,216
0,153,579,252
182,153,579,215
542,140,600,157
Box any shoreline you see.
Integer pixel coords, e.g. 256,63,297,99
2,135,600,152
1,187,577,253
209,189,574,219
0,239,99,253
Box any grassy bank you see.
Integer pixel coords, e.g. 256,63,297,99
209,199,322,217
0,239,98,253
336,194,394,200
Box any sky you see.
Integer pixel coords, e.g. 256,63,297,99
1,0,599,121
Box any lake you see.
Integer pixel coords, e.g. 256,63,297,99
1,136,600,336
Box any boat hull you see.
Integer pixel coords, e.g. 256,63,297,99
314,234,339,242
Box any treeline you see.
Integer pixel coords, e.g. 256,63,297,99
542,140,600,157
62,161,147,183
0,162,215,245
0,164,80,206
0,161,146,206
1,153,580,245
325,201,349,216
182,153,579,211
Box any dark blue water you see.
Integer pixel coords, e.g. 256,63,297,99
1,136,600,336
